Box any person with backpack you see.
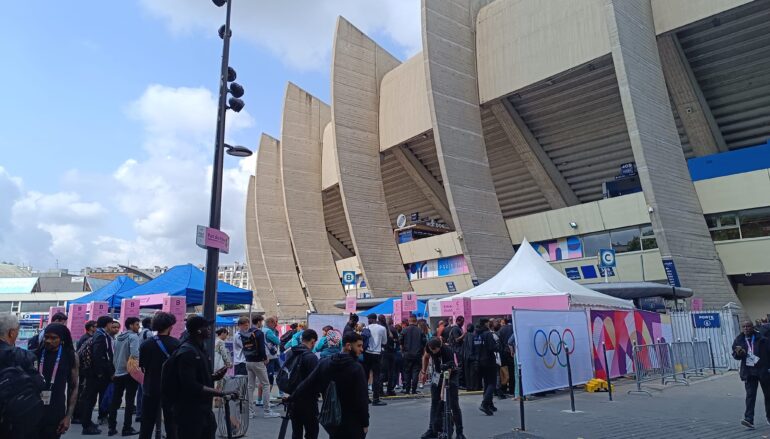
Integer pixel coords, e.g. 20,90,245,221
0,312,46,439
78,315,115,435
281,329,319,439
400,315,426,395
447,316,466,388
280,322,298,352
476,318,501,416
288,332,369,439
134,317,153,424
107,317,142,436
72,319,97,425
163,316,235,439
420,337,465,439
245,315,280,419
34,323,80,439
363,313,387,406
77,320,97,350
138,312,179,439
232,316,251,377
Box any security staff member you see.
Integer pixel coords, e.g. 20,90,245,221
476,318,500,416
168,316,236,439
420,338,465,439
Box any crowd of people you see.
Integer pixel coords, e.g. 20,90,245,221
0,310,518,439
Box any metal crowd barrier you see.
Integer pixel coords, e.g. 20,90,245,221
629,342,688,396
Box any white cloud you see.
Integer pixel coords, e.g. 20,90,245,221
0,85,255,271
139,0,422,71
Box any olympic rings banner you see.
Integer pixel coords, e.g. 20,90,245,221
512,309,594,395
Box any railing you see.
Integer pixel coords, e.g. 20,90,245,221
630,339,718,396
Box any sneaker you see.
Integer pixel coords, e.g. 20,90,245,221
421,429,438,439
108,429,118,436
372,400,387,406
491,404,498,412
82,426,103,436
368,384,372,391
479,404,493,416
741,418,754,429
254,400,264,407
264,411,281,419
419,383,424,389
121,427,140,436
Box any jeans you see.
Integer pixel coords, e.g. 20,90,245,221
744,375,770,423
381,351,397,393
78,374,110,429
429,378,462,434
290,404,319,439
267,358,280,386
108,374,139,431
99,382,114,419
480,364,498,407
403,357,421,393
246,361,271,411
363,352,383,401
138,393,176,439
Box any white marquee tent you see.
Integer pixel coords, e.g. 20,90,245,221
439,239,634,309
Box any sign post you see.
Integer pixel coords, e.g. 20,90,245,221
196,225,230,254
662,258,681,287
598,249,616,284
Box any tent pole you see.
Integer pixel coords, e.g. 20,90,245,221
249,303,253,322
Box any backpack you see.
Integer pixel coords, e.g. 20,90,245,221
240,330,259,362
361,328,371,352
276,351,304,394
160,343,182,405
318,380,342,433
26,334,40,352
471,333,483,361
280,330,295,351
0,366,43,423
77,335,96,372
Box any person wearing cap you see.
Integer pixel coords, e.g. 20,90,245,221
168,316,236,439
364,313,388,406
35,322,80,439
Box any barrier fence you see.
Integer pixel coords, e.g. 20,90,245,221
630,339,718,395
670,309,740,370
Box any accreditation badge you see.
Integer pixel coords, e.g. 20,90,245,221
41,390,52,406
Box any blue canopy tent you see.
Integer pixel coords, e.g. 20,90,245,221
116,264,253,307
357,297,428,318
69,276,140,309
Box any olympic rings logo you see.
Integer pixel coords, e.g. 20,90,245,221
533,328,575,369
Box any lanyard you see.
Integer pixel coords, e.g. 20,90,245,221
39,346,62,389
748,335,755,354
154,336,170,358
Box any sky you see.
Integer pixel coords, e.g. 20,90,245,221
0,0,422,272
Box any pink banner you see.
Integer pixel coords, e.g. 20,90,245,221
162,297,186,338
48,306,65,319
119,298,141,328
402,292,417,312
345,296,356,314
393,299,404,323
451,297,472,323
88,301,109,320
67,304,88,340
136,293,169,307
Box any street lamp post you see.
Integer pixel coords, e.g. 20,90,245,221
204,0,250,363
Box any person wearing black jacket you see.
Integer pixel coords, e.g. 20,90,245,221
476,318,500,415
497,318,514,395
0,312,45,439
421,338,465,439
77,321,97,350
285,329,320,439
166,316,234,439
290,332,369,439
733,320,770,429
78,315,115,435
401,315,426,394
380,315,398,397
138,312,180,439
447,317,465,388
343,313,359,339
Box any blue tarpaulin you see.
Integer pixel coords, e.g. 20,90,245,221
116,264,253,306
357,297,427,318
69,276,140,309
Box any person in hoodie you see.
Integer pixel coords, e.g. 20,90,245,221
78,315,115,435
400,315,426,394
289,332,369,439
284,329,320,439
343,313,359,338
107,316,142,436
476,318,501,416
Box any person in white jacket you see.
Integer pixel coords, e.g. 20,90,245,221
364,313,388,406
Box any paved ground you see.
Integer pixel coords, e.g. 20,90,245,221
64,372,770,439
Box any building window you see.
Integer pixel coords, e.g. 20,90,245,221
739,207,770,238
582,232,611,258
0,302,12,312
610,227,642,253
640,225,658,250
20,301,59,313
706,213,741,241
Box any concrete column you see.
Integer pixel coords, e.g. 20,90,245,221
244,175,268,314
255,134,310,320
331,17,413,297
422,0,513,283
280,83,344,314
605,0,741,309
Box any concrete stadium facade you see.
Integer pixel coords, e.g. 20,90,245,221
246,0,770,321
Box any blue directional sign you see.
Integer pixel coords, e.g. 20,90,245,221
662,258,681,287
446,281,457,293
692,313,721,328
564,267,581,280
599,249,616,268
341,271,356,286
597,266,615,277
